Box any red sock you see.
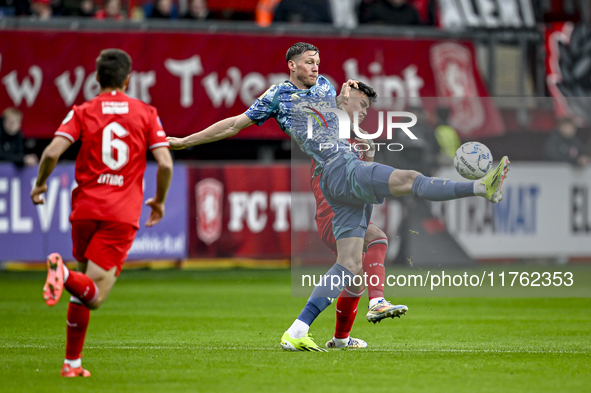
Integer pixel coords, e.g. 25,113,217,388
364,240,387,300
334,288,363,339
65,271,98,305
65,301,90,360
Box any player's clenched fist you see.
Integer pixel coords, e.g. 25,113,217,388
166,136,186,150
30,183,47,205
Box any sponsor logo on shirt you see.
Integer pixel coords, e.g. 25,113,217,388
97,173,124,187
102,102,129,114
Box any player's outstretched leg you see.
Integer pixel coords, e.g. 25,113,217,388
376,156,511,203
409,157,510,203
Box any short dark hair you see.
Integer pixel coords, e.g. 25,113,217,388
354,81,377,105
286,42,319,62
96,49,132,89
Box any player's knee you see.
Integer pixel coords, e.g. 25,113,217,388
85,284,111,309
389,170,421,196
86,302,99,310
365,224,387,243
337,255,363,274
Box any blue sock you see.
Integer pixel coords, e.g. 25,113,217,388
297,263,354,327
411,174,475,201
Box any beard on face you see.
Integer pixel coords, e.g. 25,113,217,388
299,74,317,88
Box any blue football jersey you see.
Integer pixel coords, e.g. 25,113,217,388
245,75,356,176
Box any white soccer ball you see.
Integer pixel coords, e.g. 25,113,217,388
453,142,493,180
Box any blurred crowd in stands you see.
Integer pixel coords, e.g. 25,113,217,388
0,0,585,28
0,108,38,167
0,0,435,26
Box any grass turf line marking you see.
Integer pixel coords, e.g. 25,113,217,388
3,344,589,354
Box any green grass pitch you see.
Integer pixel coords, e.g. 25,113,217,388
1,269,590,393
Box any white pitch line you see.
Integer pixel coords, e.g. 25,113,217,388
2,344,589,354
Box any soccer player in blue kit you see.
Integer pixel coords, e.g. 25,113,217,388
167,42,510,351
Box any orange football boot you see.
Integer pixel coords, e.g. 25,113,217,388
61,364,91,377
43,253,64,306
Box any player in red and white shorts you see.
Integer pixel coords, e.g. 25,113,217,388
31,49,173,377
310,82,404,349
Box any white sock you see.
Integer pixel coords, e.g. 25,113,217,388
473,181,486,196
287,319,309,339
369,297,384,308
333,336,350,348
63,265,69,282
64,358,81,368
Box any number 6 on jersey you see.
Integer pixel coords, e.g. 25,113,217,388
102,122,129,170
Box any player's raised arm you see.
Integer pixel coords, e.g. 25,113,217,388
144,146,173,227
167,113,256,150
354,128,376,163
31,136,72,205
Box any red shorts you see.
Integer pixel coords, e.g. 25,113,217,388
71,220,137,276
315,199,338,254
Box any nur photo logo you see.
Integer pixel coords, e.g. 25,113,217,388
305,107,419,152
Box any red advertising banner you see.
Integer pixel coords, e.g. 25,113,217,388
188,164,293,258
187,164,403,263
1,30,502,139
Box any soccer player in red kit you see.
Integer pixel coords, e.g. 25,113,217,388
30,49,173,377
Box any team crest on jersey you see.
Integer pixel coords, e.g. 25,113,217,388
314,83,331,97
102,101,129,114
61,110,74,125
